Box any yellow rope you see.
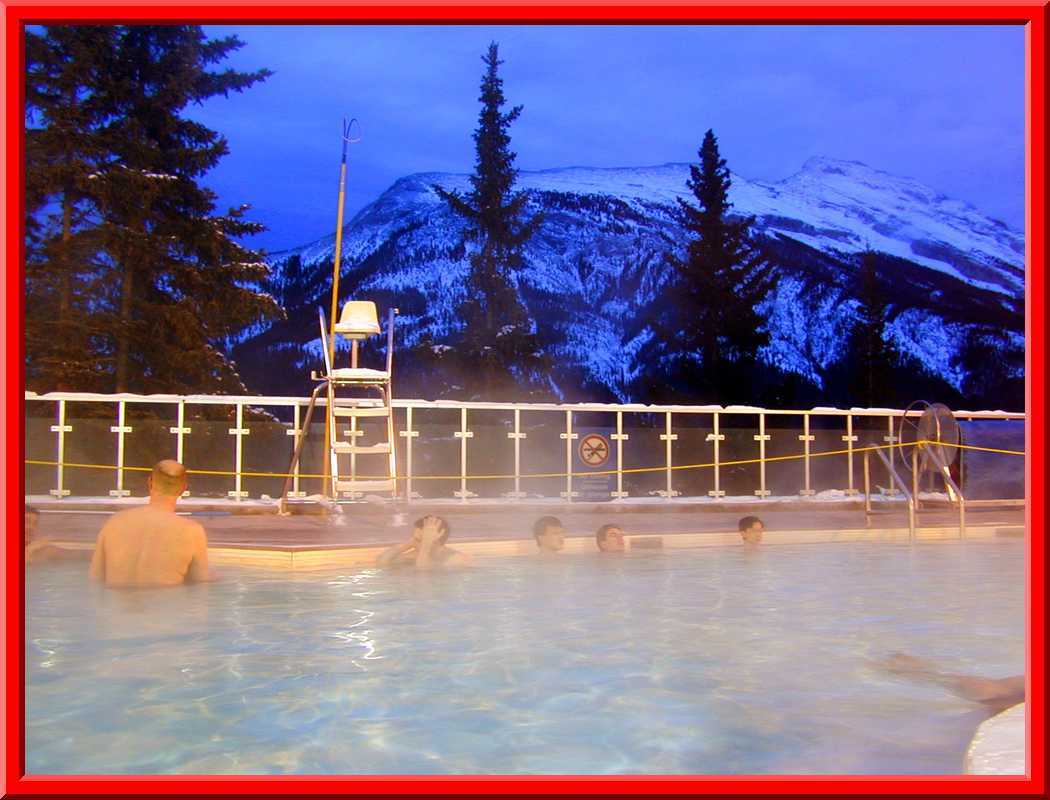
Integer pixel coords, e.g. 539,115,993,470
23,438,1024,483
952,442,1026,456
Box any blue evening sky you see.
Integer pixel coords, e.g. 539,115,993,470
191,25,1025,254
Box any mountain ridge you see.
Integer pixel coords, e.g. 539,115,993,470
240,156,1024,404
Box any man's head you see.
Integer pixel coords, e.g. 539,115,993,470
25,506,40,539
596,524,625,553
533,516,565,552
412,515,450,546
148,459,188,497
738,516,764,544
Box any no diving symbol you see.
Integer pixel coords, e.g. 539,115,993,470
579,433,610,468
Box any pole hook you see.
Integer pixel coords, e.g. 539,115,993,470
343,117,363,144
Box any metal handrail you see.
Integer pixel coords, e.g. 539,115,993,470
923,445,966,538
865,448,918,540
278,380,329,514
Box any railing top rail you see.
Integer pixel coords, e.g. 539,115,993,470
22,392,1026,420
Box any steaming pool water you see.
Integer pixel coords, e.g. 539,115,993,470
26,538,1024,775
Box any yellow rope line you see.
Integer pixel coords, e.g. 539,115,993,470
23,439,1024,483
952,443,1026,456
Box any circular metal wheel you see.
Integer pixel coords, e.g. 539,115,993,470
896,399,931,478
916,402,961,471
897,400,960,480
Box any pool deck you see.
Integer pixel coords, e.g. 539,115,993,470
965,703,1026,775
34,497,1024,559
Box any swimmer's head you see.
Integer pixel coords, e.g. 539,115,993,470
25,505,40,538
595,523,625,552
149,459,188,497
412,515,450,545
738,515,764,544
533,516,564,552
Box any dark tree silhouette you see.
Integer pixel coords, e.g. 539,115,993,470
431,42,548,400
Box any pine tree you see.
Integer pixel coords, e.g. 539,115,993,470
649,129,776,402
432,42,547,400
25,26,118,390
846,251,898,406
24,25,282,394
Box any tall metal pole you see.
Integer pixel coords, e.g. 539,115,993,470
323,118,360,497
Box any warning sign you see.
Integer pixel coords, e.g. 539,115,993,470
579,433,610,468
573,428,614,501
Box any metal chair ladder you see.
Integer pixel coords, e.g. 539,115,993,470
323,301,398,498
279,301,398,510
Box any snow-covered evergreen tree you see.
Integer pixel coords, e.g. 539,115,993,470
645,129,776,403
431,42,548,400
25,25,282,394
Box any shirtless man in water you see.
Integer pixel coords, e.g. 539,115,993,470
376,515,470,569
89,460,209,587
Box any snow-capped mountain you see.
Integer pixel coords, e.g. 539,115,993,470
241,157,1024,401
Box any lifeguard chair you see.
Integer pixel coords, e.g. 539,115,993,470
319,300,398,499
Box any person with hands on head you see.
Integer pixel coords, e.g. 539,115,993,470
377,515,470,569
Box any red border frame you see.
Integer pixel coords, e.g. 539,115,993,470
3,2,1045,796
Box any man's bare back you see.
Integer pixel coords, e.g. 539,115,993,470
89,460,209,588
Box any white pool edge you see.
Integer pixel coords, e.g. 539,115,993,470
965,702,1026,775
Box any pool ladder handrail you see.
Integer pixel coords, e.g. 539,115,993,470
863,445,966,540
864,448,917,540
922,444,966,537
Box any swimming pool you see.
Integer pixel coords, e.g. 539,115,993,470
26,538,1024,775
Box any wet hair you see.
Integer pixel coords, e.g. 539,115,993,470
150,459,188,496
533,516,562,543
596,523,622,545
738,515,763,532
414,516,450,546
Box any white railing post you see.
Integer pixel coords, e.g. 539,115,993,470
227,401,249,499
754,412,771,497
170,400,192,497
399,403,420,502
506,407,527,499
559,409,578,501
453,407,475,500
658,411,678,499
799,413,815,496
285,402,306,498
884,415,899,494
610,410,628,498
706,412,725,498
842,413,858,495
49,399,72,498
109,400,132,497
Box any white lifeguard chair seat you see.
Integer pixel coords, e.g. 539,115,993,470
334,301,381,339
329,367,389,383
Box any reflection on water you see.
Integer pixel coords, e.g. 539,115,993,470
26,540,1024,775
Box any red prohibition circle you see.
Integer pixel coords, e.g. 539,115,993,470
579,433,610,467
